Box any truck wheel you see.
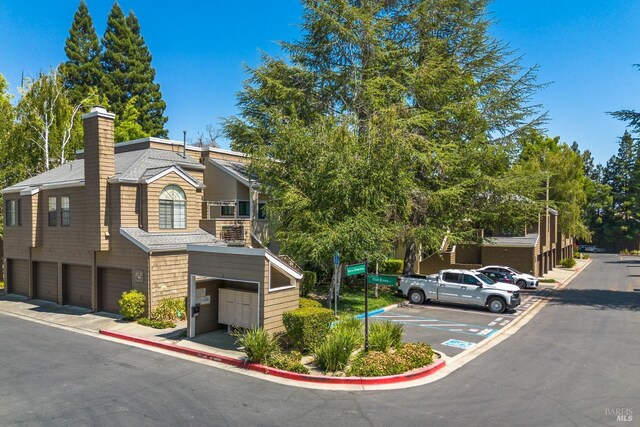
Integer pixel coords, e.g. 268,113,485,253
487,297,506,313
516,279,526,289
409,290,425,305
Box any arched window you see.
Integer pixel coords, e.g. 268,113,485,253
159,185,186,229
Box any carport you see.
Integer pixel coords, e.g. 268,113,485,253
186,246,302,338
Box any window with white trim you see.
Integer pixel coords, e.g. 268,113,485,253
61,196,70,226
159,185,186,229
48,196,57,226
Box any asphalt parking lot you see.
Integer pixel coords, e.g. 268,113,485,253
371,284,555,357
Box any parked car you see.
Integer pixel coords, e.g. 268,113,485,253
582,245,606,253
479,270,515,285
476,265,538,289
397,269,521,313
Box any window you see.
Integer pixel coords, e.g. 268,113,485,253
258,202,267,220
159,185,186,229
463,275,480,285
442,272,460,283
61,196,70,226
238,201,250,217
48,197,57,226
221,205,235,216
5,199,20,226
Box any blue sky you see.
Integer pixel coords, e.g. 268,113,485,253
1,1,639,165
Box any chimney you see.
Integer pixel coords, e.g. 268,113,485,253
82,106,115,251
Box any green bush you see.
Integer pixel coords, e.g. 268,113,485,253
299,297,322,308
348,343,434,377
266,351,310,374
315,330,360,372
151,297,186,322
118,290,146,320
232,327,280,364
380,259,404,275
283,307,334,352
560,257,577,268
137,317,176,329
369,321,403,352
300,271,317,297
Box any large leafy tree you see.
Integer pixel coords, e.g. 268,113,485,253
226,0,545,274
0,74,16,237
59,0,102,106
101,3,167,138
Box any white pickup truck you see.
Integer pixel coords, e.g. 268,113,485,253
398,269,521,313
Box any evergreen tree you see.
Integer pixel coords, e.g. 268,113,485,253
59,0,102,106
126,11,167,137
225,0,545,274
101,3,167,137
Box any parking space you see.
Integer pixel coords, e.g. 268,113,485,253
371,284,556,357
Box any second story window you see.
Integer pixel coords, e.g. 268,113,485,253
258,202,267,220
4,199,21,226
238,201,250,217
61,196,70,227
48,196,57,226
159,185,186,229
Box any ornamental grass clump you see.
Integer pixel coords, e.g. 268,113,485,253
315,316,363,372
232,327,280,364
369,321,403,352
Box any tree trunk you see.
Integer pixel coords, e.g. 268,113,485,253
403,240,417,276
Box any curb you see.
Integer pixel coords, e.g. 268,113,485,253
99,329,446,386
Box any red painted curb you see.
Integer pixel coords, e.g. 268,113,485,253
99,329,446,386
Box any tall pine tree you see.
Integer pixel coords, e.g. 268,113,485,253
59,0,102,106
126,11,167,137
101,3,167,138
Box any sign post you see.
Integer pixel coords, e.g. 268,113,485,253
346,261,370,351
333,252,340,317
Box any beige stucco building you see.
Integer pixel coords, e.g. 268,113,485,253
1,107,300,333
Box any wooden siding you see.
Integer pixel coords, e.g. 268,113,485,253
63,264,92,308
146,172,201,232
149,252,189,309
204,164,237,205
481,246,537,276
34,261,58,302
2,194,34,260
119,184,141,228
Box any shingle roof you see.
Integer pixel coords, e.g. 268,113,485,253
483,233,539,248
2,148,204,193
208,158,256,186
121,227,226,253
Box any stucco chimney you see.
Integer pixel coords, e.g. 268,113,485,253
82,106,115,251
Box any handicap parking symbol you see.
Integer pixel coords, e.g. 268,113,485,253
442,339,476,350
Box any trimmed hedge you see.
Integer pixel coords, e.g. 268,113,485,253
299,297,322,308
300,271,317,297
380,259,403,275
283,307,334,352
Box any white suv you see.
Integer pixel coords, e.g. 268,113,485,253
476,265,538,289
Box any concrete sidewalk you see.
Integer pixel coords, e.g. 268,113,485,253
538,257,591,287
0,293,244,359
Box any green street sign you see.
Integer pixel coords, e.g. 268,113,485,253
367,274,397,286
346,263,366,277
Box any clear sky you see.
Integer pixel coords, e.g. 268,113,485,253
1,1,639,165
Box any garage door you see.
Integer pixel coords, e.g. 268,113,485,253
8,259,29,296
64,264,92,309
99,268,131,314
34,262,58,302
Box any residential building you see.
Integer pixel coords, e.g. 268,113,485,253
1,107,300,333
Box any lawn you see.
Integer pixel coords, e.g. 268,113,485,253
310,283,405,315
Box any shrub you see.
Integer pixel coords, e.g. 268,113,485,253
348,351,406,376
283,307,334,352
380,259,404,275
399,343,434,369
315,330,360,372
150,297,186,321
137,317,176,329
300,271,317,297
369,321,403,352
232,327,280,364
267,352,310,374
299,297,322,308
119,290,146,320
560,257,576,268
347,343,434,377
